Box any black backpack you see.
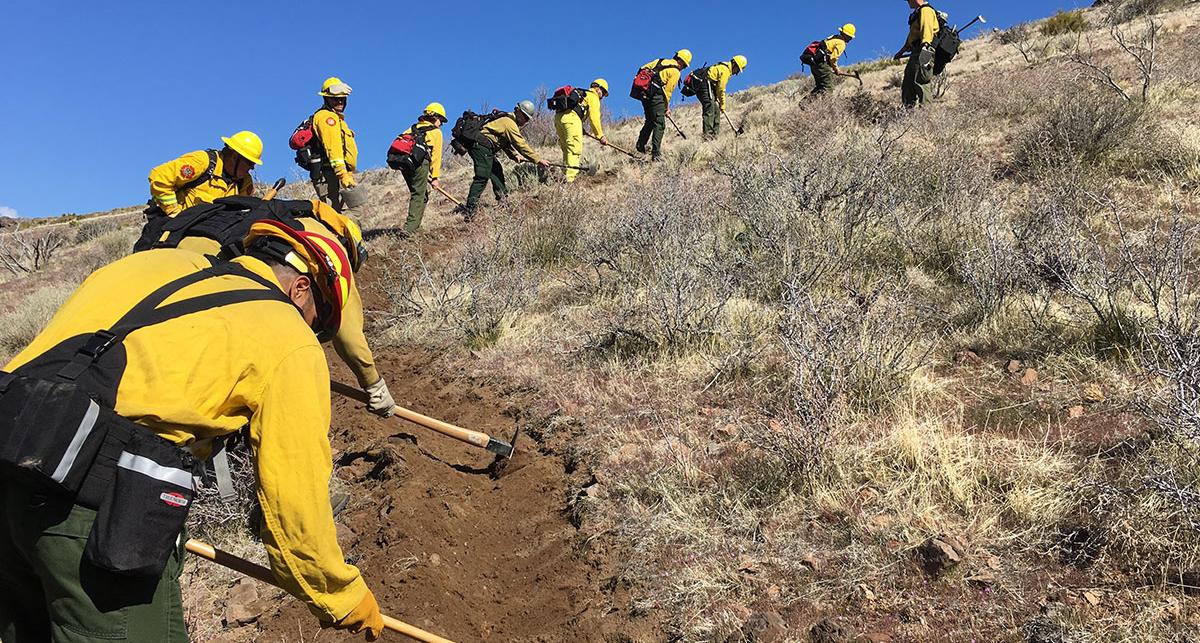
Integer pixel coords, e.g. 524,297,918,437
547,86,589,116
134,196,315,256
680,64,711,98
450,110,506,155
916,5,958,74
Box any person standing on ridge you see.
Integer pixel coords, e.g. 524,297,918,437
634,49,691,161
460,101,550,221
553,79,609,183
805,24,856,96
694,56,747,140
146,131,263,216
0,222,383,642
311,77,361,211
894,0,939,107
392,103,447,234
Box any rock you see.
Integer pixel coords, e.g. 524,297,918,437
810,618,849,643
225,580,268,627
857,634,893,643
965,571,997,586
738,556,760,575
1083,590,1101,606
1068,405,1086,419
582,483,608,499
1082,385,1106,403
429,553,443,567
1021,368,1040,385
336,521,359,548
1006,359,1023,374
229,578,258,604
858,584,876,601
916,537,962,577
739,611,787,642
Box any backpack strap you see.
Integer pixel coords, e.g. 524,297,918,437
176,149,219,198
55,262,291,382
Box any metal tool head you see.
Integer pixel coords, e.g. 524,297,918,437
486,426,520,459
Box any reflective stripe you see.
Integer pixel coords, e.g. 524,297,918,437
51,400,100,483
117,452,193,489
157,195,178,204
329,159,346,167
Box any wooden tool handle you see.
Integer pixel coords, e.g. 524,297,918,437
184,539,456,643
330,382,491,449
433,185,463,207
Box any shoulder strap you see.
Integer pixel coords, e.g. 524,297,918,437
178,149,219,196
56,262,292,382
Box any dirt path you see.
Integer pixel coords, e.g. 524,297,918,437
244,222,662,642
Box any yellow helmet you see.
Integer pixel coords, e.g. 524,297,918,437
309,200,368,272
221,130,263,165
244,219,353,341
841,23,857,38
675,49,693,67
591,78,610,96
319,76,353,97
731,55,748,73
423,102,447,120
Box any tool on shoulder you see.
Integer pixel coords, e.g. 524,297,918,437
185,539,455,643
263,178,286,201
332,381,517,459
666,112,688,140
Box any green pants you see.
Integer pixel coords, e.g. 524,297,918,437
401,160,431,233
636,91,667,159
810,61,836,96
696,82,720,138
0,482,188,643
902,50,934,108
465,142,507,211
311,166,359,215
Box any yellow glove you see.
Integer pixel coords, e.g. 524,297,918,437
330,590,383,641
339,172,358,189
163,203,184,217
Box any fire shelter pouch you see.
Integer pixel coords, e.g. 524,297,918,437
0,372,110,496
84,428,196,576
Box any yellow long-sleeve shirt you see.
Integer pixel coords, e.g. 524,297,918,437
907,5,940,49
4,249,367,623
582,88,605,138
822,36,848,65
642,58,684,106
148,149,252,215
706,61,738,111
481,114,541,163
174,208,379,388
401,121,445,179
313,108,358,174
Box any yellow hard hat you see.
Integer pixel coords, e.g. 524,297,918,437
310,200,368,272
423,102,447,120
841,23,857,38
244,219,353,341
731,55,748,73
591,78,610,96
221,130,263,166
675,49,693,67
319,76,353,97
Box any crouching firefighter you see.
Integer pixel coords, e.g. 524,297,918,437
451,101,550,221
132,195,396,420
146,131,263,217
0,223,385,641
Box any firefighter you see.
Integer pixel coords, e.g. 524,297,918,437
894,0,940,107
147,131,262,216
809,24,856,96
399,103,447,234
460,101,550,221
554,79,609,183
635,49,691,161
0,223,383,641
311,77,360,211
696,56,747,140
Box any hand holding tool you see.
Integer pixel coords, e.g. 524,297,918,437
263,178,286,201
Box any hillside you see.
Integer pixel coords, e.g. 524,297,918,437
4,1,1200,640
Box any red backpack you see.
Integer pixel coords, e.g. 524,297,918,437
800,40,829,66
386,123,432,172
547,85,588,115
629,60,673,100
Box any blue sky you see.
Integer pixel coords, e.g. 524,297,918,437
0,0,1087,218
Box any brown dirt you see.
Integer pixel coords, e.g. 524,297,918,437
224,228,664,641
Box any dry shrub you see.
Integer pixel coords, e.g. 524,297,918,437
1106,0,1192,23
1042,10,1091,36
0,227,69,275
0,283,74,363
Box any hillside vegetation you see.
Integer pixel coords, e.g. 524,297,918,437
4,1,1200,640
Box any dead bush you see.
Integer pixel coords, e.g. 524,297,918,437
1105,0,1192,23
0,227,68,274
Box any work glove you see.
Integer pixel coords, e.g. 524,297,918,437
330,590,384,641
339,172,358,189
918,45,935,70
365,378,395,418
